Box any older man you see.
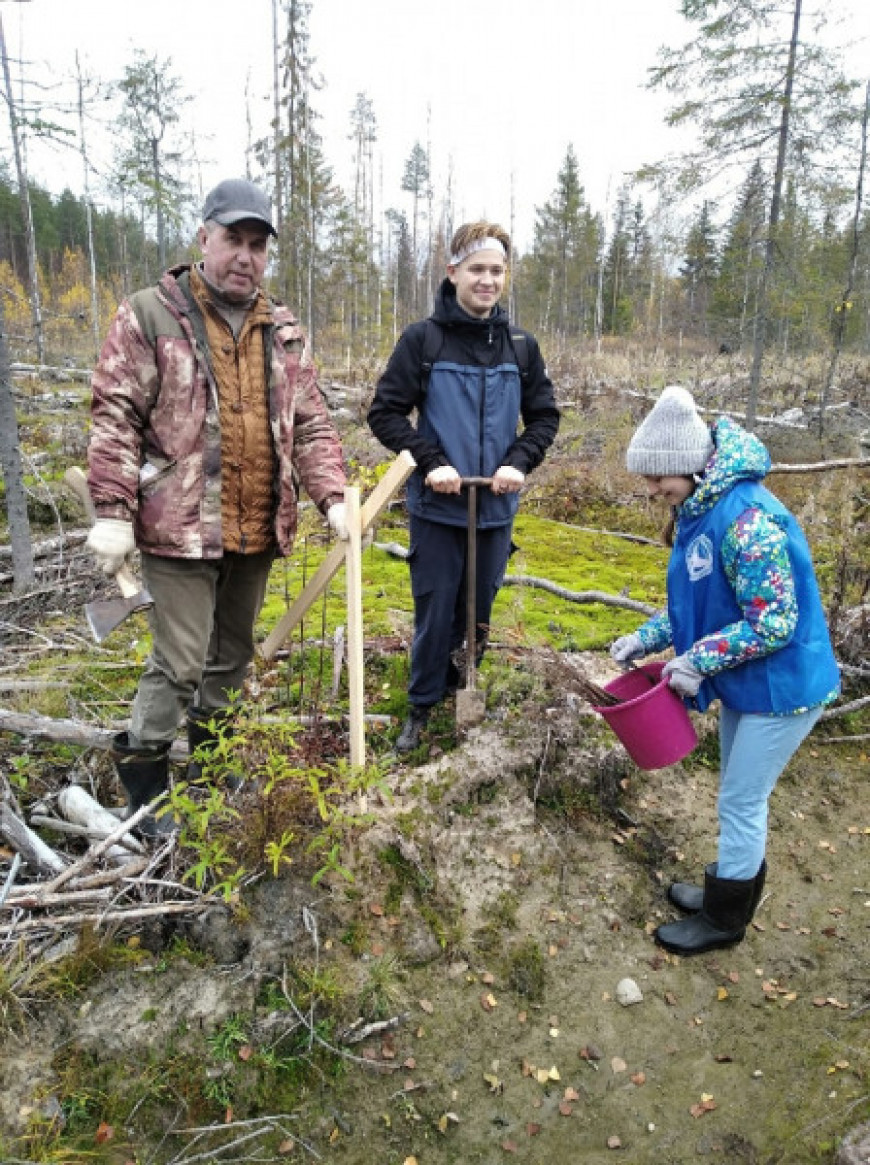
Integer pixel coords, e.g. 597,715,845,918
86,178,349,834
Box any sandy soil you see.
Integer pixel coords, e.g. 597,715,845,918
2,675,868,1164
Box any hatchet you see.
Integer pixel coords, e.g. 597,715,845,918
64,466,153,643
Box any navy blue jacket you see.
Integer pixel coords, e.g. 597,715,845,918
367,280,559,528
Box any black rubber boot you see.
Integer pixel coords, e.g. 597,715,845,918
396,706,430,753
654,866,756,955
668,859,767,919
186,708,241,791
112,731,175,839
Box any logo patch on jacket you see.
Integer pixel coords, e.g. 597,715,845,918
685,534,714,581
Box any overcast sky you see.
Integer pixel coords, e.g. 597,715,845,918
4,0,870,251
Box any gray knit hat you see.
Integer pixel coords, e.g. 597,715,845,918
626,385,714,476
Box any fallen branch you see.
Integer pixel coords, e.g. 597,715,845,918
339,1011,412,1045
2,886,115,910
38,800,161,896
0,801,67,876
503,575,658,615
821,694,870,720
769,457,870,474
372,544,658,615
57,785,145,859
4,900,213,934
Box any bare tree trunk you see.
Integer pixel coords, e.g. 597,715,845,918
747,0,801,429
819,80,869,435
76,55,102,363
0,299,35,591
0,13,45,363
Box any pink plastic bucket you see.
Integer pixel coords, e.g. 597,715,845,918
592,661,697,770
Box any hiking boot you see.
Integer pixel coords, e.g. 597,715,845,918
396,706,430,753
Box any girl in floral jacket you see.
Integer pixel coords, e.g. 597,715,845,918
610,386,840,955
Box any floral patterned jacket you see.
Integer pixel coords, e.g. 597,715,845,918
635,417,839,713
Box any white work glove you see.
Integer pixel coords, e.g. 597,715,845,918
86,519,135,576
425,465,461,493
662,653,704,698
610,632,645,669
492,466,525,494
327,502,349,540
326,503,373,548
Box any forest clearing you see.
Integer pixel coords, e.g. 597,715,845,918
0,3,869,1160
0,347,868,1164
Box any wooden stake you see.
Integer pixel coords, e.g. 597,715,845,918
344,486,365,772
259,450,416,660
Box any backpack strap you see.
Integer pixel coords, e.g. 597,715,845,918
508,330,531,383
419,319,531,396
419,318,445,398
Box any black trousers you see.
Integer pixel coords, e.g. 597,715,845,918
407,514,514,708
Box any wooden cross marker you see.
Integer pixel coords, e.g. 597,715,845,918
258,450,417,768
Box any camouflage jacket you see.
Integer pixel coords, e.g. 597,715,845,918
87,266,346,558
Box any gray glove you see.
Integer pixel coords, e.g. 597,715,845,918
610,632,645,669
662,654,704,697
86,519,135,576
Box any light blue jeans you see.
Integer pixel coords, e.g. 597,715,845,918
716,704,823,880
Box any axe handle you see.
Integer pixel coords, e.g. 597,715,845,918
64,466,141,598
63,466,97,523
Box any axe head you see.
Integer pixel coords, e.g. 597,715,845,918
85,587,153,643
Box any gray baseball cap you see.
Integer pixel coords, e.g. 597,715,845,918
202,178,277,236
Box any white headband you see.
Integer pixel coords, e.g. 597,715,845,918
448,236,508,266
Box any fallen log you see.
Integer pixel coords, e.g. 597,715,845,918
56,785,144,859
0,529,88,562
0,801,67,876
769,457,870,474
0,708,187,761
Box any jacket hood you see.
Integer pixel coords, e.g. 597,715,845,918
431,276,510,334
681,416,771,518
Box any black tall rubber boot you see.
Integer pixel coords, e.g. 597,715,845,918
654,866,756,956
186,708,241,790
668,859,767,919
112,731,175,839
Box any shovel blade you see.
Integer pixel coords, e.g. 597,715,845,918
85,590,153,643
456,687,486,731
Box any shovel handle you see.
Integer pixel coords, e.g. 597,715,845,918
459,476,493,488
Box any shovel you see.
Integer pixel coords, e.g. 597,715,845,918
455,476,492,731
64,467,153,643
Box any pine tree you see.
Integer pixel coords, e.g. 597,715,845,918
679,200,718,338
401,142,430,316
519,145,599,338
710,162,766,349
115,50,191,272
